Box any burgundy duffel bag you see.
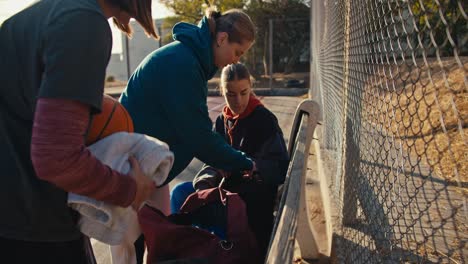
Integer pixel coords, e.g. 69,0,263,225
138,187,260,264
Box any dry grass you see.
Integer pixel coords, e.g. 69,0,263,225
360,59,468,262
364,57,467,184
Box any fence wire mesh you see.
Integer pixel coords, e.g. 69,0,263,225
310,0,467,262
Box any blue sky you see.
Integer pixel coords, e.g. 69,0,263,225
0,0,173,53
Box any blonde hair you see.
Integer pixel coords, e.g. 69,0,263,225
220,63,253,94
205,7,255,45
110,0,159,39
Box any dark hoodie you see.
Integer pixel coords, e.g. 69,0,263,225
120,17,253,184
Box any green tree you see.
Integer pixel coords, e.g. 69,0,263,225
159,0,311,77
246,0,310,75
159,0,248,57
410,0,467,56
160,0,246,23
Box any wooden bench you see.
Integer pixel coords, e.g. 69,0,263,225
265,99,331,263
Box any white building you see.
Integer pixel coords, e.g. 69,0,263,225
106,18,167,81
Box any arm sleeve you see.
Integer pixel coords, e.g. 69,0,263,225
31,98,136,207
192,116,227,190
253,132,290,185
156,62,253,172
192,164,223,191
251,111,290,185
38,11,112,112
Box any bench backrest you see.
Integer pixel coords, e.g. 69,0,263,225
265,99,321,263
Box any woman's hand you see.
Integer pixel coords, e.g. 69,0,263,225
129,156,155,210
241,161,258,179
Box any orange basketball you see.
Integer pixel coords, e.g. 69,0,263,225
85,94,134,146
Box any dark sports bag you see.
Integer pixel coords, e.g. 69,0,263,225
138,187,260,264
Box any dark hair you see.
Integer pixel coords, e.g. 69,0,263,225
205,7,255,44
220,63,252,93
109,0,158,39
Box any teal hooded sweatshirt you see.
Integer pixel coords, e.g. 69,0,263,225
120,17,253,184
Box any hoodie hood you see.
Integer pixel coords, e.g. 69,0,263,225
172,17,218,80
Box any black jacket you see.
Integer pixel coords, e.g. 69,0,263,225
193,105,289,189
192,105,289,257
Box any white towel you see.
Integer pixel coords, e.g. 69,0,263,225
67,132,174,245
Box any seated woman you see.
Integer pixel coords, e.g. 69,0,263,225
171,63,289,258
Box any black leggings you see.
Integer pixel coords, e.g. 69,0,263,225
228,182,277,259
0,235,95,264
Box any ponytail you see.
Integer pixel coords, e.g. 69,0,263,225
205,7,255,44
205,6,221,37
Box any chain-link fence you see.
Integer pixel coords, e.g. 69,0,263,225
310,0,467,262
269,17,310,74
242,13,310,89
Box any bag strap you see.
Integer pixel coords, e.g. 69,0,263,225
218,177,227,206
180,186,229,213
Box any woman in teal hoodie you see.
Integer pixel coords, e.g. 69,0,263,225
120,8,256,184
119,8,256,263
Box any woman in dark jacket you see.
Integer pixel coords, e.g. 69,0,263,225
171,63,289,258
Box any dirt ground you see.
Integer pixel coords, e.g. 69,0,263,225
366,57,467,184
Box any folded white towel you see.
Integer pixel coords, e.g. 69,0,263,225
67,132,174,245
